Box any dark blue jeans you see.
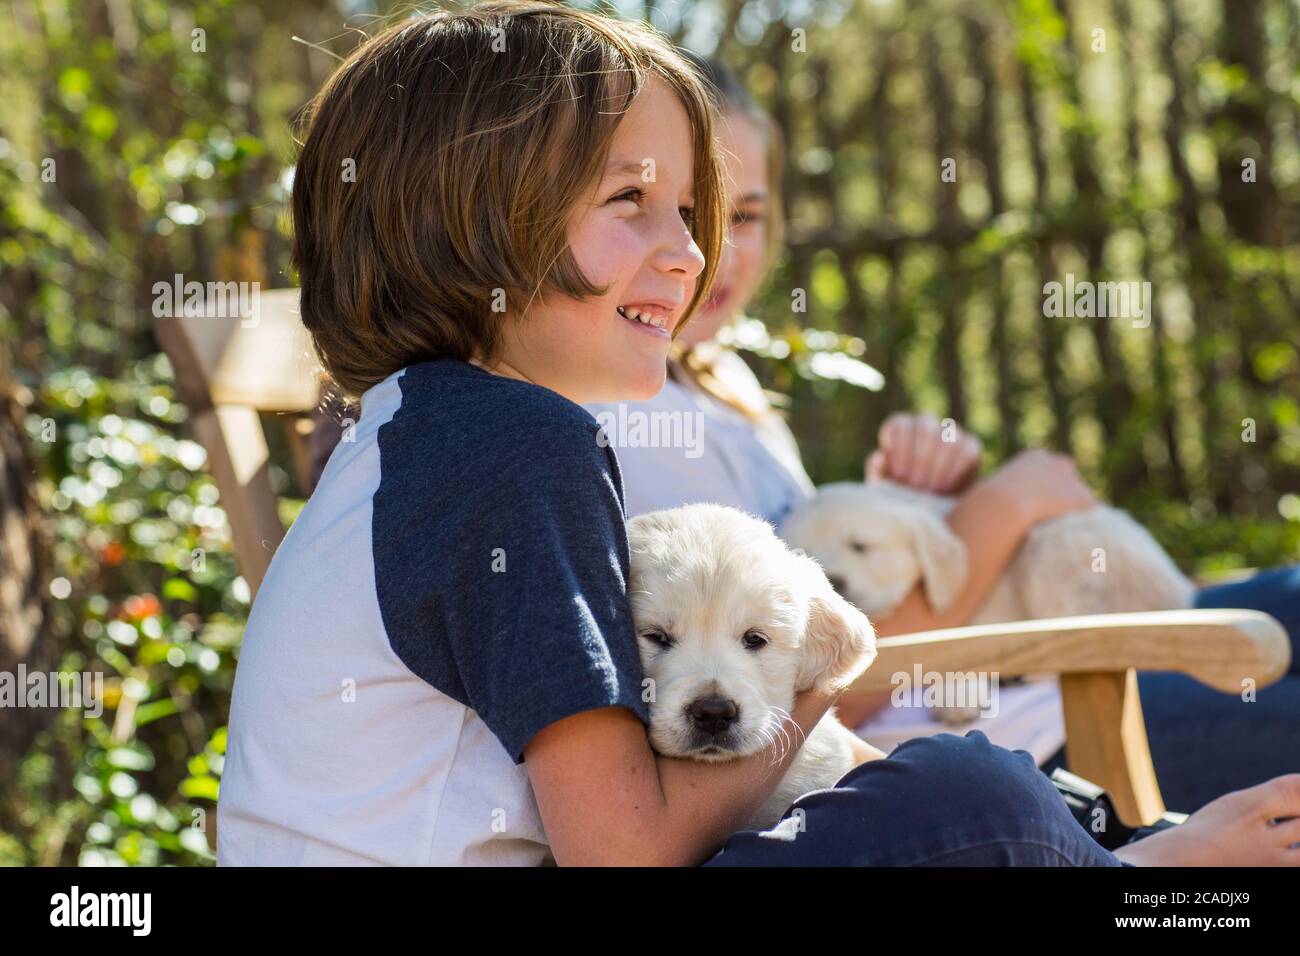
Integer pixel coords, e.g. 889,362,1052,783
702,731,1125,866
1042,565,1300,812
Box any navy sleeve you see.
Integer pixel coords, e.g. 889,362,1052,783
373,381,650,764
449,435,650,762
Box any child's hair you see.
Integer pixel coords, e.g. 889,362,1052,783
292,0,726,398
670,52,785,423
678,51,785,276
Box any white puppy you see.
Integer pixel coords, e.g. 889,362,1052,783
627,504,877,831
781,481,1195,721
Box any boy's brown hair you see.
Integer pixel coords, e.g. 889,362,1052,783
292,0,726,398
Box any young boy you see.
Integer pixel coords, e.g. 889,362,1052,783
217,2,1300,867
216,0,852,866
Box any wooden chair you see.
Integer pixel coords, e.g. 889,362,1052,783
843,610,1288,826
154,289,1292,830
154,288,322,596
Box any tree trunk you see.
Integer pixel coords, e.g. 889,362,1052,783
0,371,53,779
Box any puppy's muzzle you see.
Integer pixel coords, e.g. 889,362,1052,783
688,695,739,737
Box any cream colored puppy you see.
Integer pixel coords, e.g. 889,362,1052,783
627,504,877,831
781,481,1195,721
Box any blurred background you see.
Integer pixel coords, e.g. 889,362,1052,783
1,0,1297,865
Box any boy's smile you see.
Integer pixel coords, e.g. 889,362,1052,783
616,302,676,335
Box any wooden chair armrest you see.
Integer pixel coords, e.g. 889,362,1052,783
848,608,1289,695
842,609,1289,829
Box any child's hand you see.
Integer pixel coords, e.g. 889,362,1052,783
986,449,1098,526
866,412,982,494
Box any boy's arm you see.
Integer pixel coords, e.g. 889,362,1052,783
525,686,841,867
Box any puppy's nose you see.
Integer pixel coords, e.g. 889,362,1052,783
827,574,847,595
689,695,739,736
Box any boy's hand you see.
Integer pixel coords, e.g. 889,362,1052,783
866,412,982,494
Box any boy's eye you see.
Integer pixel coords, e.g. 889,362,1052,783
610,186,646,205
640,629,675,649
607,188,695,229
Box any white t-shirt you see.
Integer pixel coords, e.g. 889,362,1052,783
585,348,814,527
219,360,651,865
587,350,1065,763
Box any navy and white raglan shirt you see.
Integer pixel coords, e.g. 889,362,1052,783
217,359,651,866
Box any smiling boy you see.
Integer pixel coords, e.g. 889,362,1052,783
217,2,1300,869
216,1,854,866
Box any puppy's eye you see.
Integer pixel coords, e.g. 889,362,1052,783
742,630,768,651
640,630,674,649
849,539,870,555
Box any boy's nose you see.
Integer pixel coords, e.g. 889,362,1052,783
689,695,738,736
654,215,707,280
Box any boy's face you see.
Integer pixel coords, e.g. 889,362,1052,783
499,75,707,404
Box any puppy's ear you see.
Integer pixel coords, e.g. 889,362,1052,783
793,555,877,693
908,510,968,614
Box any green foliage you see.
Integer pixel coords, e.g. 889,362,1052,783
3,359,252,865
720,0,1300,537
0,0,296,865
1,0,1298,868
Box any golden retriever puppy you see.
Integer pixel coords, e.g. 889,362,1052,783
781,480,1195,722
627,504,877,831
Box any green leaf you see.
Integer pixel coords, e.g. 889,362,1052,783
234,135,266,158
179,775,220,801
83,105,118,141
57,66,93,98
134,697,182,726
106,745,155,772
162,577,199,603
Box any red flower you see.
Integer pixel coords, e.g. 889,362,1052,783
123,594,162,620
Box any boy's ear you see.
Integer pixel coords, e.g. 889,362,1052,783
908,510,968,615
792,554,877,693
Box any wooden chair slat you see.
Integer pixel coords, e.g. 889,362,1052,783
157,289,320,413
189,405,284,596
1061,670,1166,827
